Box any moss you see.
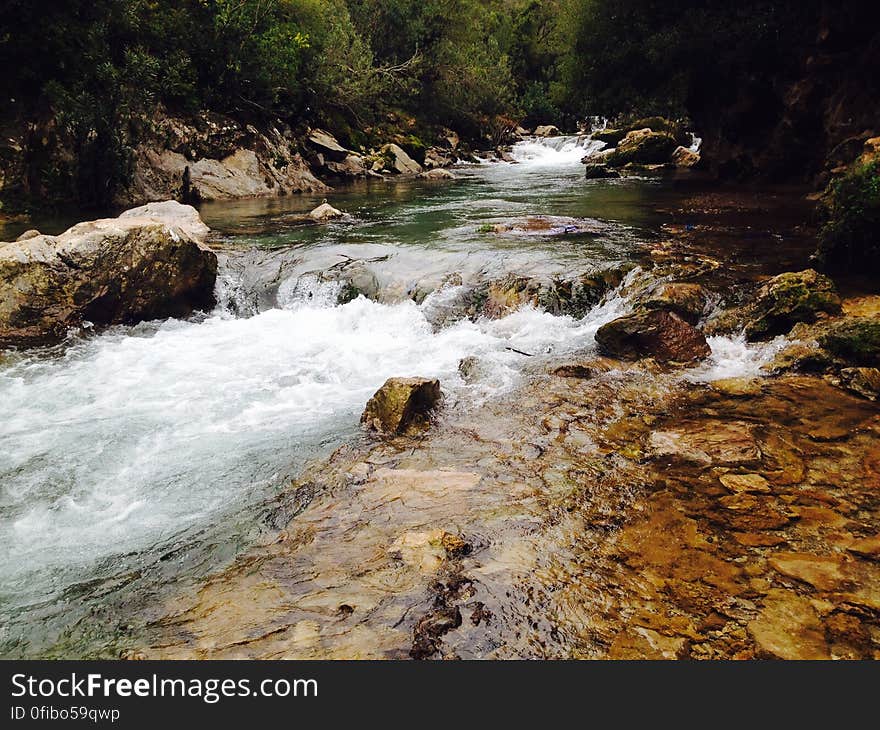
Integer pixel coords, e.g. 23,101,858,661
819,318,880,366
477,223,495,233
744,270,842,340
816,159,880,273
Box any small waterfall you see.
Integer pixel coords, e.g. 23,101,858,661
510,135,605,167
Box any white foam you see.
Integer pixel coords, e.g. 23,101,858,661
510,135,605,168
686,333,788,382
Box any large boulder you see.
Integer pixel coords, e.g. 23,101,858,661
308,201,346,222
0,202,217,347
744,269,842,340
584,163,620,179
604,129,680,167
595,310,711,363
325,154,366,178
361,377,442,435
380,143,423,175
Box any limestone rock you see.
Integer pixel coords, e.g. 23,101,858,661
838,367,880,400
306,129,350,160
820,318,880,366
0,202,217,347
744,269,842,340
533,125,561,137
380,144,422,175
847,534,880,560
595,309,711,363
325,154,366,178
361,377,442,435
769,552,848,591
15,229,40,242
308,201,346,222
649,421,760,466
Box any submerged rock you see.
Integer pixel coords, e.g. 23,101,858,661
744,269,842,340
595,310,711,363
361,377,442,435
0,201,217,347
838,367,880,400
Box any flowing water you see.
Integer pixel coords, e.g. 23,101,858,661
0,136,795,657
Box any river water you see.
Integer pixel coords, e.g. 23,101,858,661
0,136,795,657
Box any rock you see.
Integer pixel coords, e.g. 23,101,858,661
671,145,700,168
15,229,40,241
819,318,880,366
838,367,880,400
584,163,620,179
744,269,842,340
380,143,422,175
419,168,455,181
763,342,832,374
748,589,830,660
533,125,561,137
769,552,848,591
119,200,210,240
123,114,327,205
423,147,455,169
308,201,346,222
458,356,490,383
595,310,711,363
0,202,217,347
361,377,442,435
442,130,460,151
591,128,627,146
640,282,708,324
306,129,350,160
847,534,880,560
552,363,594,379
324,154,366,178
649,421,760,466
709,377,764,397
719,473,771,493
603,129,680,167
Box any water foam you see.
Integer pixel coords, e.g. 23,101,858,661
510,135,605,168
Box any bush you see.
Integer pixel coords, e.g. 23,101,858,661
816,160,880,273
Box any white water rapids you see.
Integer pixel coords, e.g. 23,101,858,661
0,135,777,647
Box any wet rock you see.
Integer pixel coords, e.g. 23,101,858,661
671,146,700,168
591,128,627,146
419,168,455,181
604,129,680,167
748,589,830,660
768,552,848,592
640,282,708,324
819,318,880,366
361,377,442,435
709,377,764,397
838,367,880,400
763,342,832,374
649,421,760,466
847,534,880,560
458,356,490,383
308,201,346,222
584,163,620,179
595,310,711,363
719,473,771,493
744,269,842,340
0,202,217,347
533,125,561,137
423,147,456,169
552,363,594,378
380,143,422,175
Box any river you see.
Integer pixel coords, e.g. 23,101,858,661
0,136,810,657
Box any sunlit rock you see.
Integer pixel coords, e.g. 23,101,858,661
361,377,442,435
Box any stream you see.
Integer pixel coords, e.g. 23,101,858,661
0,136,804,657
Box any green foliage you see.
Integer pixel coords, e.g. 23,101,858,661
817,160,880,273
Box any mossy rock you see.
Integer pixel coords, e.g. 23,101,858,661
604,130,679,167
744,269,842,341
592,128,627,146
361,377,442,435
819,318,880,366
